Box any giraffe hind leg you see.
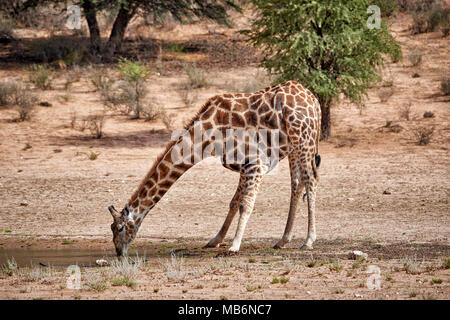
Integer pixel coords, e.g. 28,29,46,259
300,162,318,250
274,152,305,249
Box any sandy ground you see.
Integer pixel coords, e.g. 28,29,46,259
0,12,449,299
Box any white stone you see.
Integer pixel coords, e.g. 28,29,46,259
348,250,368,260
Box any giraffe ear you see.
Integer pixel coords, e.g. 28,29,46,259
108,205,120,219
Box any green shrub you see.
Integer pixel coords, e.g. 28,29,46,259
372,0,398,17
117,58,148,119
244,0,401,139
29,64,52,90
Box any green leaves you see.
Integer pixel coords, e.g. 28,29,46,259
245,0,402,105
118,58,148,83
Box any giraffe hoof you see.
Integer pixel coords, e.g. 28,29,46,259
300,244,313,251
228,246,240,253
273,243,285,249
204,238,221,248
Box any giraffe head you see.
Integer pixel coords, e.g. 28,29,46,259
108,205,137,257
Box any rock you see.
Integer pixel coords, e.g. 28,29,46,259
95,259,108,266
348,250,368,260
383,190,392,195
355,293,363,298
20,201,29,207
39,101,52,107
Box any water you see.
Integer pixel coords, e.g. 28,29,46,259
0,248,146,267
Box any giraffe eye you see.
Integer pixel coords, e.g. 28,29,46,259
118,225,124,232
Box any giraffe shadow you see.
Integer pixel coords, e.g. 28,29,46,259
133,238,450,262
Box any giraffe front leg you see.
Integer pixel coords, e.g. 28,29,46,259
228,203,253,252
204,204,238,248
228,170,263,253
204,175,244,248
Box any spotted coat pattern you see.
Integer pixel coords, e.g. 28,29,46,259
108,81,321,256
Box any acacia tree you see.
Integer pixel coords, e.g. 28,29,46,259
244,0,402,139
13,0,239,57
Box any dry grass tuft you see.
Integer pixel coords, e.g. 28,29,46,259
407,49,423,67
183,64,209,89
398,103,412,121
378,87,395,102
413,126,434,145
162,251,185,282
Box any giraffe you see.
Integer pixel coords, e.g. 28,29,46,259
108,80,321,257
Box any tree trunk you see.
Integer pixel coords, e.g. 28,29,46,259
81,0,101,55
319,97,331,140
105,4,134,58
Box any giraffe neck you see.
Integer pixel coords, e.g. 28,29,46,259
127,129,198,223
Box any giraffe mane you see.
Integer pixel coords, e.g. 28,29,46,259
127,98,215,206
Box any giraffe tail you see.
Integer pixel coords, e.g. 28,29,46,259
303,154,321,202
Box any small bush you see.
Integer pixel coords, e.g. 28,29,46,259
29,64,52,90
413,126,434,145
84,273,108,292
71,111,106,139
410,2,450,35
329,260,343,272
0,80,21,106
280,277,289,284
408,289,418,298
408,50,422,67
90,70,115,93
83,114,106,139
1,258,18,276
159,110,175,131
15,91,37,121
378,87,394,102
0,80,38,121
443,257,450,269
114,59,149,119
28,36,87,64
398,103,412,120
183,64,209,89
111,276,137,288
88,151,100,161
441,78,450,95
0,14,14,42
118,58,148,83
372,0,398,17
